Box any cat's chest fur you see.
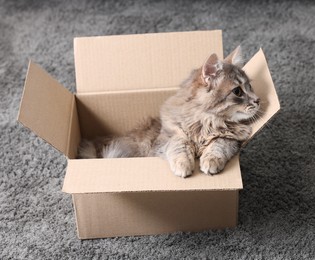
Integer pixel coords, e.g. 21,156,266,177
185,116,251,157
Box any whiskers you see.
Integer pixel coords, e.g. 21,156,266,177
250,106,278,137
250,108,264,124
247,97,268,125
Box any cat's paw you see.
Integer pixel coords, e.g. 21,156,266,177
169,158,194,178
200,156,226,175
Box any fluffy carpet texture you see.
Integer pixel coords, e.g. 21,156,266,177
1,0,315,259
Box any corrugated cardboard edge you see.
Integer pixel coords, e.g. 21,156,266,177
72,195,82,239
66,95,81,159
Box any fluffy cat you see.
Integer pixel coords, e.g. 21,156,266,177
78,46,260,178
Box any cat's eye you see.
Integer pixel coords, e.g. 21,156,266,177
232,86,244,97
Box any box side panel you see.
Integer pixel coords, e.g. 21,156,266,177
76,89,176,138
74,31,223,93
73,191,238,239
243,49,280,143
62,156,242,193
18,61,74,156
67,96,81,159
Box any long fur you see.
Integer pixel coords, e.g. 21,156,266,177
78,47,261,177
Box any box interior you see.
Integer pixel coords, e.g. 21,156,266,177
74,31,223,93
72,47,280,152
75,88,177,139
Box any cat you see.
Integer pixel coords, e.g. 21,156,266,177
78,46,260,178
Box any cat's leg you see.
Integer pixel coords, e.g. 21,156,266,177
165,136,195,178
200,138,240,175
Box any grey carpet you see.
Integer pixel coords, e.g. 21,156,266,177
1,0,315,259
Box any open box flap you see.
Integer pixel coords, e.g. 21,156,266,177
18,61,77,157
62,156,242,194
242,49,281,142
74,30,223,93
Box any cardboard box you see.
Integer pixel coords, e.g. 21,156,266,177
18,30,280,239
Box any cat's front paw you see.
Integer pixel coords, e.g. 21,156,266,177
200,156,226,175
169,157,194,178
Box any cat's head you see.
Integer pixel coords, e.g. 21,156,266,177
190,46,260,123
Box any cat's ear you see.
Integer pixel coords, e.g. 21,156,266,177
202,53,222,83
224,45,243,67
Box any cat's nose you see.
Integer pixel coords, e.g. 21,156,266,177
253,98,260,105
